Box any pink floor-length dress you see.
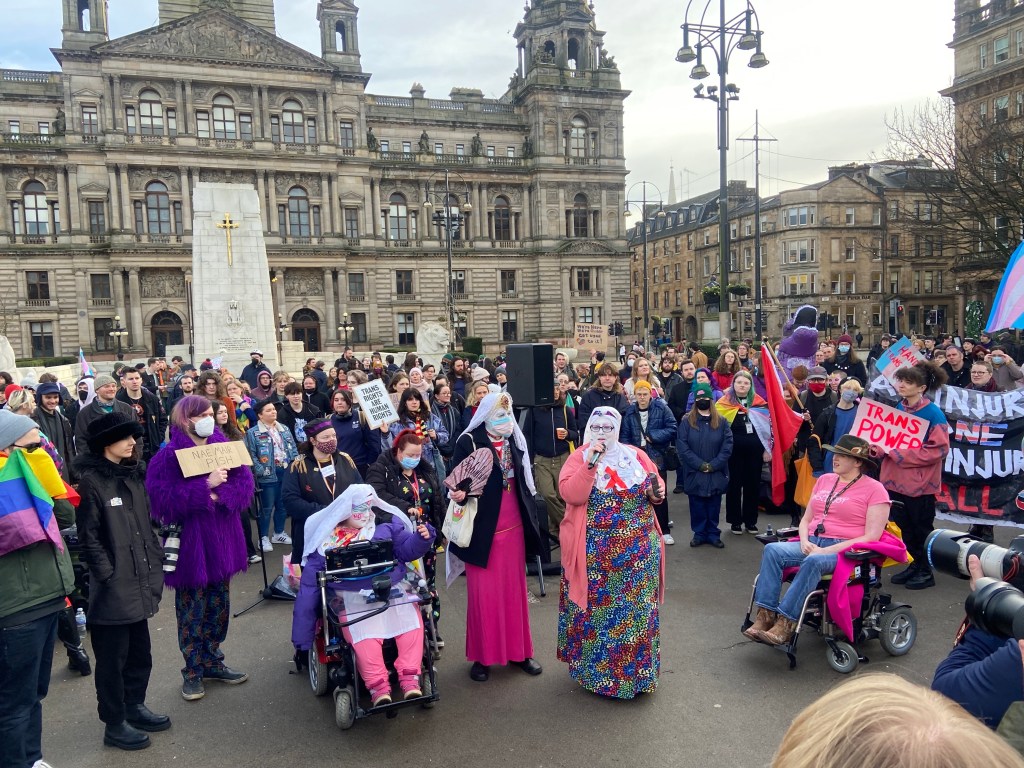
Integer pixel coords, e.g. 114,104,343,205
464,485,534,665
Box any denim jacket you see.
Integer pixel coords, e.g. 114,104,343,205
244,422,298,484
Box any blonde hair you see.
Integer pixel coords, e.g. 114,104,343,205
772,674,1024,768
839,378,864,395
6,389,34,414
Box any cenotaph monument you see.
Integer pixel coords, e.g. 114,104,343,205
176,183,279,373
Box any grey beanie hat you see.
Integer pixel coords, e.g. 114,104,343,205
0,409,40,450
93,373,117,390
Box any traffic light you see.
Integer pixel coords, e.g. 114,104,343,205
897,305,905,315
608,323,615,336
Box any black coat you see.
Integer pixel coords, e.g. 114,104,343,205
73,453,163,625
115,387,168,461
75,397,134,457
365,452,445,529
448,427,543,568
282,451,362,564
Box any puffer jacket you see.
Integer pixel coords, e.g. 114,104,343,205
676,412,733,496
73,452,163,625
621,398,678,470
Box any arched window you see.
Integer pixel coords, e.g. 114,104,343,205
543,40,556,60
146,181,171,234
288,187,310,237
573,193,589,237
213,94,236,139
150,310,183,357
291,308,321,352
335,21,347,52
567,38,580,69
569,116,588,157
388,192,408,241
138,89,163,135
494,196,511,241
77,0,90,31
282,99,304,144
23,181,48,236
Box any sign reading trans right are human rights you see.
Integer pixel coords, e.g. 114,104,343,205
353,379,399,430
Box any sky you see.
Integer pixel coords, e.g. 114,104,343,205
0,0,954,203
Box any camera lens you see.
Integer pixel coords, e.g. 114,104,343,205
967,578,1024,640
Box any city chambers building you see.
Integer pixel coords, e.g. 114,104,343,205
0,0,629,359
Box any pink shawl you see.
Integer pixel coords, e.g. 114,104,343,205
827,531,908,642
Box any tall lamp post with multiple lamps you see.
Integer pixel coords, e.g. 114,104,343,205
677,0,768,341
109,315,129,361
422,169,473,352
624,181,666,352
338,312,354,349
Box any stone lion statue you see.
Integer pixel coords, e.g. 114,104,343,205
417,321,451,355
0,335,16,374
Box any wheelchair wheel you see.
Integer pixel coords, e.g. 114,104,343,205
334,687,355,730
421,669,435,709
308,648,330,697
879,608,917,656
826,640,859,674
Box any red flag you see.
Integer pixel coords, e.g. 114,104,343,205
761,346,804,505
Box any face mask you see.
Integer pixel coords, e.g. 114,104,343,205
840,390,859,403
400,456,420,469
78,390,89,401
487,415,515,437
808,381,827,395
993,356,1005,365
838,345,851,355
193,416,215,437
695,398,712,410
627,359,634,367
315,437,337,455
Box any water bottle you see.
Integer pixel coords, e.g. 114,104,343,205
75,608,87,642
766,524,774,538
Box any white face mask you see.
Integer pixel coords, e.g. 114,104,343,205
193,416,215,438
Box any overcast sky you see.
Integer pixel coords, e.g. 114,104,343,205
2,0,954,202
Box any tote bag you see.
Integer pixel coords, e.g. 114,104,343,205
442,497,478,548
793,435,820,508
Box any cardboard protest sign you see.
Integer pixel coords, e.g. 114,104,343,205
175,441,253,478
354,379,399,430
573,322,607,351
850,399,929,453
877,337,924,382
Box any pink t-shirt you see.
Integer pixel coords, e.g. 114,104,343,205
806,473,890,541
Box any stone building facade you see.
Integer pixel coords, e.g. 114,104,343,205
0,0,629,359
628,160,957,345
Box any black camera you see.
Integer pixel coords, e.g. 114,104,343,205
927,529,1024,640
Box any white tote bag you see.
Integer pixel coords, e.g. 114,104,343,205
442,498,478,548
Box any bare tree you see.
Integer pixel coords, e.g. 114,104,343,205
887,99,1024,272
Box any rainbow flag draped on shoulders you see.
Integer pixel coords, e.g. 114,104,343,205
716,393,773,460
0,449,68,558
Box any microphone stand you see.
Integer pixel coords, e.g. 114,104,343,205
234,486,297,617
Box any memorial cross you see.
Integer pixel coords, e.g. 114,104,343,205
216,212,240,266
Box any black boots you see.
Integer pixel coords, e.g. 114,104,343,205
125,704,171,732
103,722,151,751
890,562,918,585
66,645,92,676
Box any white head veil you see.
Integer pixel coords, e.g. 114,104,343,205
301,483,414,566
460,391,536,495
585,406,645,489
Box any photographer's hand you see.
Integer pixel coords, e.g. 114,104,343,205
967,553,983,592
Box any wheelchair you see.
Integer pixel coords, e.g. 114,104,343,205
741,527,918,673
297,539,440,729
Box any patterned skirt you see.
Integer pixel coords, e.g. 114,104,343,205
557,481,661,699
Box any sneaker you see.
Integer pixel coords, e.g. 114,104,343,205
203,665,249,684
731,525,743,535
260,536,273,552
746,525,759,534
247,554,262,564
662,534,675,545
181,678,205,701
271,532,292,545
403,687,423,700
371,690,392,707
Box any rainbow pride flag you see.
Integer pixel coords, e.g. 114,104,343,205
0,449,65,557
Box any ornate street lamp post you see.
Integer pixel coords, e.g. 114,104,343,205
109,315,129,361
422,169,473,352
338,312,354,348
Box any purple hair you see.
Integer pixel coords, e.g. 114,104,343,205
170,394,213,433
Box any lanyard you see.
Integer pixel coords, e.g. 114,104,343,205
317,456,335,496
816,474,860,536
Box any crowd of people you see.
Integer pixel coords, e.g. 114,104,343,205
2,328,1024,766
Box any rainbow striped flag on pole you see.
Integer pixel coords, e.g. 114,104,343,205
0,449,65,558
79,347,95,378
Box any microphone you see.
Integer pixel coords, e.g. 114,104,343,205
587,442,605,470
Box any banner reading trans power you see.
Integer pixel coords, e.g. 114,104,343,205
867,376,1024,526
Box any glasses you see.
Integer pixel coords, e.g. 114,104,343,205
590,424,616,434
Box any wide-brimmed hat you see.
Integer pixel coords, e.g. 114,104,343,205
87,411,144,453
822,434,878,469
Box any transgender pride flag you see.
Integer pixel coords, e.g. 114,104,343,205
0,449,64,558
986,241,1024,332
79,347,95,378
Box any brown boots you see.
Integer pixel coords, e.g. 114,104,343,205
758,616,798,646
743,607,777,641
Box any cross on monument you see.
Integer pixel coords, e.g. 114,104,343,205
216,212,240,266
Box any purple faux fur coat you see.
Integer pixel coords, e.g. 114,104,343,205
146,427,255,589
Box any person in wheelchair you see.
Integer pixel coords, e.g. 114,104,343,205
291,485,435,707
744,435,891,646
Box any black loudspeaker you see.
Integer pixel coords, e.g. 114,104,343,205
505,344,555,407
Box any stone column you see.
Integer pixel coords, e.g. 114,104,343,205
118,165,132,234
478,183,488,240
0,167,7,233
181,267,193,339
320,173,333,233
56,167,68,234
75,270,90,345
67,165,81,233
325,91,335,143
256,171,268,232
274,268,287,321
112,76,122,132
111,268,127,324
250,84,259,137
179,167,193,232
330,174,342,236
128,268,144,348
260,86,271,141
184,81,194,134
512,212,519,242
370,179,381,237
267,172,278,232
561,267,572,333
324,268,337,341
317,90,327,146
523,185,531,240
107,166,121,230
363,177,374,238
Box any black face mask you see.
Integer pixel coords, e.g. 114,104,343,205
695,399,712,410
78,390,89,401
